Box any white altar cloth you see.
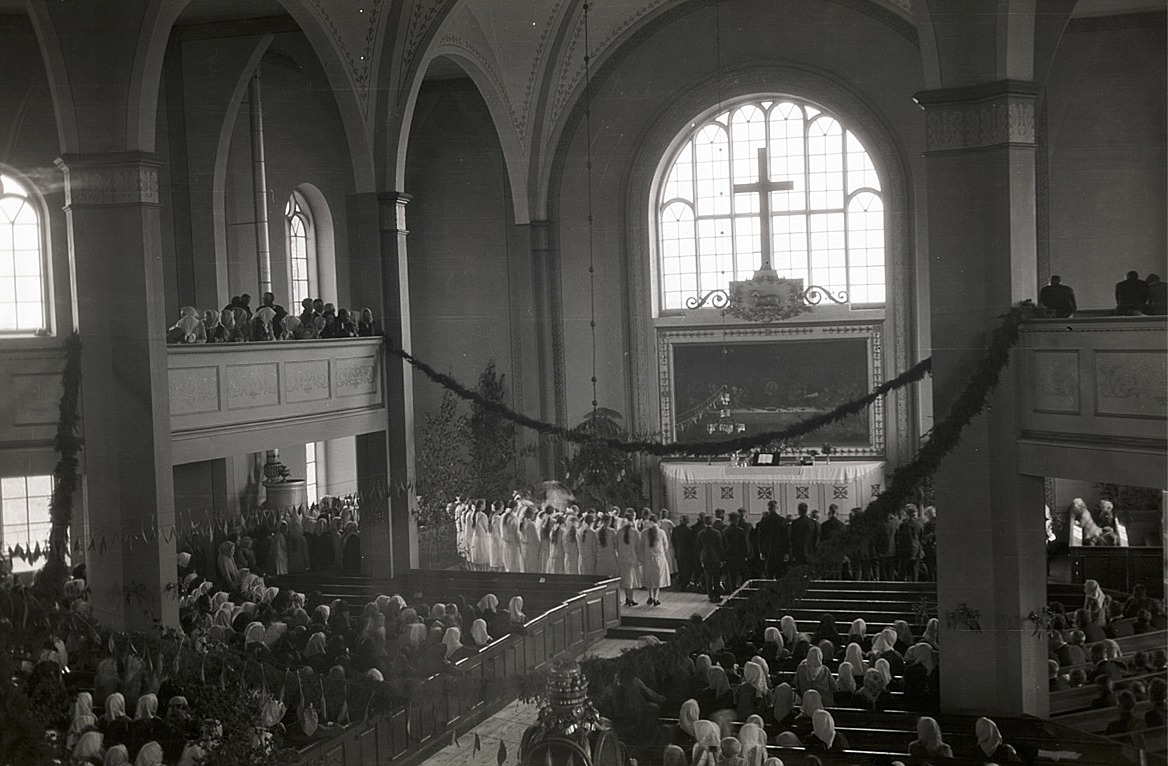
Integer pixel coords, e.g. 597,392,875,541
660,460,885,521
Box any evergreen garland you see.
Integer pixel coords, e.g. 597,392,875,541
389,342,931,456
37,332,83,588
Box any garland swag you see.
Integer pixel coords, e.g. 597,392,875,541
37,332,82,586
388,346,932,457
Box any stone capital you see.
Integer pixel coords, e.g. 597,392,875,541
914,80,1038,153
55,152,162,207
377,191,412,233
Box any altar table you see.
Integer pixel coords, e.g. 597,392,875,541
660,460,885,521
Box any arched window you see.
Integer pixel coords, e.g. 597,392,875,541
656,97,884,313
286,192,314,307
0,172,47,334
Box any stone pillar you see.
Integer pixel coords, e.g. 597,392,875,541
916,81,1048,717
56,152,178,630
351,192,416,577
528,220,563,478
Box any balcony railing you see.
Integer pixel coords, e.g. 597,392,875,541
1015,315,1166,485
168,337,388,464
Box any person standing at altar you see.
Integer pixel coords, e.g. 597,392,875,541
712,508,727,532
672,515,696,591
546,516,566,574
578,513,599,575
790,503,819,567
697,515,726,603
597,516,620,578
756,500,790,578
896,505,925,581
617,515,642,606
876,509,901,580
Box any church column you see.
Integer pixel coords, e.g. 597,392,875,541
528,220,564,478
916,81,1048,716
351,192,416,577
56,152,178,630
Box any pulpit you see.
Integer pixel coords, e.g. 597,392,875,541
661,460,885,521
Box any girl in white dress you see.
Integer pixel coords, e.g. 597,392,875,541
562,515,580,575
546,517,565,574
488,502,506,571
521,507,542,574
616,517,641,606
470,502,491,571
638,516,672,606
596,517,620,577
577,513,599,575
503,507,524,572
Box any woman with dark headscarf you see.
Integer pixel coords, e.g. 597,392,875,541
217,541,241,590
903,643,938,708
770,682,797,730
813,614,840,648
855,668,893,711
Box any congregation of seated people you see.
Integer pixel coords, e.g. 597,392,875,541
166,292,378,345
1045,580,1168,739
16,547,535,765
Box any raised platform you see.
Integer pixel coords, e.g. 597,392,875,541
285,570,621,766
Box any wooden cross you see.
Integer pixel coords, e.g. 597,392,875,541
733,147,794,273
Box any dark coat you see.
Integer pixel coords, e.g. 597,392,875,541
696,526,725,567
896,517,924,560
789,515,818,564
722,524,750,567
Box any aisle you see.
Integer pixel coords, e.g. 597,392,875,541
417,638,642,766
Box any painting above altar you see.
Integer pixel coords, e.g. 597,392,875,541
658,323,885,457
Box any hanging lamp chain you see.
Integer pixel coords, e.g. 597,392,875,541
583,1,599,416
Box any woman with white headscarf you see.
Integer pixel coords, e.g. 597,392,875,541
217,541,240,590
971,717,1019,762
909,716,953,759
103,744,130,766
869,627,905,675
133,741,164,766
1083,579,1110,626
736,661,770,719
770,682,797,730
802,709,849,753
102,692,132,750
921,617,941,649
760,626,787,663
72,730,105,765
778,615,800,646
737,718,768,766
673,698,701,747
903,642,938,705
700,665,734,713
843,642,869,676
469,618,492,647
442,626,474,662
691,720,721,766
794,645,835,705
507,596,526,627
834,661,858,706
792,688,824,738
846,618,869,651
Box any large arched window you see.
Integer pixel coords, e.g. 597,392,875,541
0,172,47,334
286,191,314,307
656,97,884,313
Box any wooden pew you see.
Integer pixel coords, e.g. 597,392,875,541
1050,671,1168,715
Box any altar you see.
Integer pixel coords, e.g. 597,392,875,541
660,460,885,521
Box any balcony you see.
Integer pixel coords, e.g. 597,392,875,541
168,337,388,464
1015,315,1166,485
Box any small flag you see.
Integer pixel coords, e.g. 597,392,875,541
473,733,481,754
496,739,507,766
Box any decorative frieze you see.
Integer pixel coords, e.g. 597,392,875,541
56,153,161,206
915,81,1038,153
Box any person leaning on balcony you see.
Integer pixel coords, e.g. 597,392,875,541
1146,274,1167,314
